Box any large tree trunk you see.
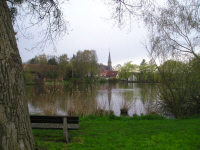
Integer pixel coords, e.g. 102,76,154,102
0,0,35,149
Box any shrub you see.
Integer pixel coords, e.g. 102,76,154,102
108,78,118,83
157,60,200,118
99,78,106,83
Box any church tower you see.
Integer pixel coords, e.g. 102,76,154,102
108,52,112,71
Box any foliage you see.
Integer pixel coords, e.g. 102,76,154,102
156,59,200,118
99,78,106,83
26,52,99,82
58,54,69,73
119,61,138,81
71,50,99,80
27,54,48,65
85,78,91,83
109,0,200,61
138,61,157,82
109,0,200,118
28,58,37,64
117,60,157,82
70,77,78,82
45,71,59,79
65,63,73,80
138,0,200,118
108,77,118,83
48,57,58,66
113,64,122,71
138,60,148,81
143,0,200,61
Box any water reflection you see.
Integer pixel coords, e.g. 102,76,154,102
26,83,159,116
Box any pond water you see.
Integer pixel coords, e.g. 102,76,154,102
26,82,160,116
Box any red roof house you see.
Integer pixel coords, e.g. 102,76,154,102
100,70,119,79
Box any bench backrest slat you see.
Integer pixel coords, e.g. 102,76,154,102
30,115,79,124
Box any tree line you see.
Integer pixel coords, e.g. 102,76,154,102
117,59,156,82
25,53,159,83
24,50,99,82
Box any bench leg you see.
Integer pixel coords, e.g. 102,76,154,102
63,117,69,143
63,129,69,143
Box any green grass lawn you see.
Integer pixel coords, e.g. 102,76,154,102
33,114,200,150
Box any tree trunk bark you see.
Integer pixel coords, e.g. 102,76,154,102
0,0,35,149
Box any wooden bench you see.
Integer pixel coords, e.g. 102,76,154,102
30,115,79,143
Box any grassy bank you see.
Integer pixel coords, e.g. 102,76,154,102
33,114,200,150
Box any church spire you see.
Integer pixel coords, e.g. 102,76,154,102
108,52,112,71
108,52,111,63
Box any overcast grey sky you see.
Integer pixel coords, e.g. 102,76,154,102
17,0,149,66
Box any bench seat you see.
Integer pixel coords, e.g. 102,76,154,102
31,123,80,130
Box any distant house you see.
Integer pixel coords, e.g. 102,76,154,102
100,70,109,78
99,52,119,79
100,70,119,79
23,64,64,82
107,71,119,78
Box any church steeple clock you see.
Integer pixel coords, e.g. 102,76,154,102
108,52,112,71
